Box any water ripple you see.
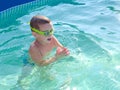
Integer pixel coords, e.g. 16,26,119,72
0,34,31,47
55,22,112,62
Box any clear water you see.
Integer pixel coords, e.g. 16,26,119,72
0,0,120,90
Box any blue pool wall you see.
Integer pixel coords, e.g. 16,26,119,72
0,0,35,11
0,0,74,28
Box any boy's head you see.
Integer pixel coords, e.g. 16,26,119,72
30,15,54,36
30,15,51,30
30,15,54,43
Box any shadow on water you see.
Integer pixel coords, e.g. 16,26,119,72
107,6,120,13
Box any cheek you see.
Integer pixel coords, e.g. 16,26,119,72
37,34,43,38
36,35,44,39
40,36,47,40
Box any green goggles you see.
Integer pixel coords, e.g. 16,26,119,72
31,27,54,36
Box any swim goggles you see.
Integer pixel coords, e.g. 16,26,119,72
31,27,54,36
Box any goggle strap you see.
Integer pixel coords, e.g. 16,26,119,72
31,27,44,35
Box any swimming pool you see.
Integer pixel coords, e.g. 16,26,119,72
0,0,120,90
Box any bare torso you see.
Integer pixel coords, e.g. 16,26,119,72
33,37,56,58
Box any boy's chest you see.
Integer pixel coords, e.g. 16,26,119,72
39,44,55,57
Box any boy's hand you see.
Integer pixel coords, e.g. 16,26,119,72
55,47,70,59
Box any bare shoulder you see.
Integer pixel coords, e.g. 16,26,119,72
29,42,42,61
52,36,58,41
52,36,63,48
29,42,37,53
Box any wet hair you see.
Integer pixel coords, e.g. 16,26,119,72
30,15,51,30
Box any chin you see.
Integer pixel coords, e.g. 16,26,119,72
47,40,51,43
45,40,51,44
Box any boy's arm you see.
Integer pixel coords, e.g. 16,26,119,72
29,45,58,66
53,36,64,48
53,36,70,56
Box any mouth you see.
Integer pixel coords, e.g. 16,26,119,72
47,38,52,41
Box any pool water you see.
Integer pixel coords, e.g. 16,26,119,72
0,0,120,90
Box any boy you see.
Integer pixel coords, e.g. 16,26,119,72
29,15,70,66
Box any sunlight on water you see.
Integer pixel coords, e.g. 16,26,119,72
117,14,120,21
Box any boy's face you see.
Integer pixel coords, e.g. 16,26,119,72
34,23,54,43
